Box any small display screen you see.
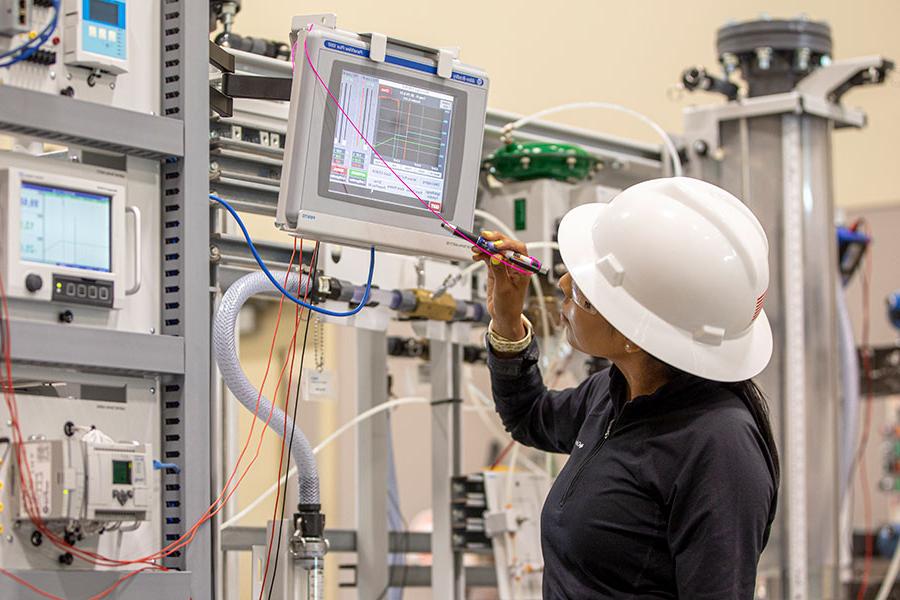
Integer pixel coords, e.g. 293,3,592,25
89,0,119,26
112,460,132,485
19,182,112,273
327,70,454,213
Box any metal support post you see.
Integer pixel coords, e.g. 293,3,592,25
159,0,212,597
430,338,464,600
356,328,390,598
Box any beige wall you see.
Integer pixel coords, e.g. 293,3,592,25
227,3,899,596
236,0,900,209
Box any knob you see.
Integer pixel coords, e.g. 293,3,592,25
24,274,42,293
59,310,74,324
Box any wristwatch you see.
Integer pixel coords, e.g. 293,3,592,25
487,315,533,354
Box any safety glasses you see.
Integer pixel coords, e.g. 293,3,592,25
571,280,598,314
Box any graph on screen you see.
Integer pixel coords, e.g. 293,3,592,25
374,95,446,168
329,70,454,211
19,182,112,272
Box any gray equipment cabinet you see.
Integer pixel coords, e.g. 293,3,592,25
0,1,213,598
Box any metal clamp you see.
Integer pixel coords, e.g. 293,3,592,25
368,32,387,63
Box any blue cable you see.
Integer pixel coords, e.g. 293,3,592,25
209,194,375,317
0,0,59,68
153,459,181,474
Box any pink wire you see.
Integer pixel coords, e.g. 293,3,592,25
298,26,529,276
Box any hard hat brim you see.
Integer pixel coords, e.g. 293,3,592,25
558,202,773,382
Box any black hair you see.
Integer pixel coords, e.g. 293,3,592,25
719,379,781,485
658,361,780,485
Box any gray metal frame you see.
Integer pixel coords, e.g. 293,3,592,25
0,570,192,599
0,85,183,159
430,339,464,600
7,320,184,375
158,2,213,598
680,61,878,598
0,1,213,597
355,329,391,597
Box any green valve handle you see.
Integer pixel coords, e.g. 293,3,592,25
483,141,597,183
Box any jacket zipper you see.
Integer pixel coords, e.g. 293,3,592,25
558,415,617,507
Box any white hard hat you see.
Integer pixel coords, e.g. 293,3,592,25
557,177,772,382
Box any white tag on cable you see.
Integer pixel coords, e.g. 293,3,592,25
299,369,334,400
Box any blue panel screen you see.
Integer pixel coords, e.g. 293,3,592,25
81,0,126,61
19,182,112,273
89,0,119,25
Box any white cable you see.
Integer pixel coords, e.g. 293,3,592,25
876,534,900,600
502,102,683,177
464,381,546,475
464,389,545,476
219,397,430,531
219,382,550,531
474,209,552,352
312,397,430,456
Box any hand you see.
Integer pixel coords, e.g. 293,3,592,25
472,231,531,340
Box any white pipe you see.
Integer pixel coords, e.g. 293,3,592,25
502,101,683,177
220,397,431,530
875,532,900,600
218,386,548,532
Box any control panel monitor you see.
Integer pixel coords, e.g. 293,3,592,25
276,23,489,261
0,167,126,308
63,0,129,74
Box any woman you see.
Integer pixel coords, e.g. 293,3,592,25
476,177,779,599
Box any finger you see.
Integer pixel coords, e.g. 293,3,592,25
490,239,530,257
479,231,529,256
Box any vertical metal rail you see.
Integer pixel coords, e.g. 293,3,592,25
159,0,212,597
356,328,390,598
782,113,808,600
431,338,464,600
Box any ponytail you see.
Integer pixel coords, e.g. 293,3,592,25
720,379,781,485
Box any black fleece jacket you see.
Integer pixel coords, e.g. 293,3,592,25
488,341,777,599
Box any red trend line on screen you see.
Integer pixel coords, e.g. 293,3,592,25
301,26,529,275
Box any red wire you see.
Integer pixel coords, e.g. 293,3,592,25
0,241,299,595
490,441,515,470
0,567,63,600
258,241,319,598
856,222,874,600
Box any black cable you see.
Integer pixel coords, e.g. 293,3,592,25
267,242,320,600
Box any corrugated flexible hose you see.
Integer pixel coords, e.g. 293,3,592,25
213,270,320,505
